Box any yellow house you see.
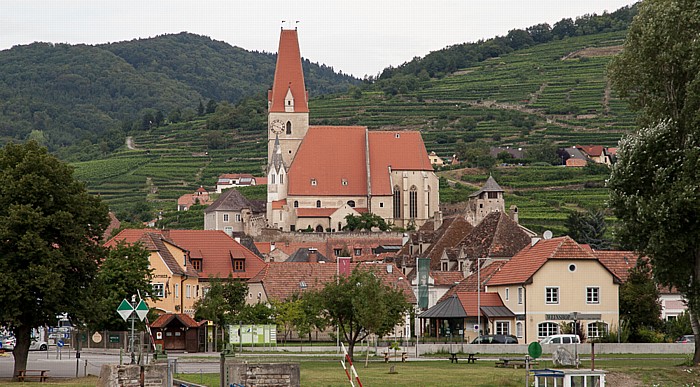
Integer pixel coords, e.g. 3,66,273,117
106,231,200,316
486,237,621,344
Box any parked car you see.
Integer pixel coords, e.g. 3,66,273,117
540,334,581,345
29,338,48,351
675,335,695,343
0,335,16,351
471,334,518,344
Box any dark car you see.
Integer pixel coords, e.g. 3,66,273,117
471,334,518,344
675,335,695,343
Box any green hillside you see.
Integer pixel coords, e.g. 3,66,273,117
70,29,633,235
0,33,358,156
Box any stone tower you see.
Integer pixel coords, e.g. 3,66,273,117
465,176,506,226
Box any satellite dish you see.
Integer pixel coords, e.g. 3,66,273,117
543,230,553,240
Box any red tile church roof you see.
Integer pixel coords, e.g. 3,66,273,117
368,131,433,195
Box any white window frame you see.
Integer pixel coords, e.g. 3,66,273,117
518,287,523,305
538,321,559,338
505,288,510,301
236,213,241,222
223,213,229,222
152,283,164,298
545,286,559,304
495,321,510,335
587,321,608,338
587,286,600,304
186,284,191,298
516,322,523,338
174,283,179,299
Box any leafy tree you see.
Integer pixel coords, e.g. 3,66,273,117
238,303,274,325
193,276,248,326
564,209,611,250
456,141,495,169
0,141,109,378
343,213,389,231
309,268,411,360
197,99,205,116
77,241,154,331
205,99,217,114
525,142,560,165
607,0,700,364
665,312,693,342
619,259,662,342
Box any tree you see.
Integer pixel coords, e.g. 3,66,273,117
193,276,248,326
619,259,662,342
343,213,389,231
309,268,411,360
197,99,205,116
607,0,700,364
0,141,109,378
564,209,611,250
76,241,155,331
525,142,560,165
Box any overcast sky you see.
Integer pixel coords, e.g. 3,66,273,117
1,1,636,77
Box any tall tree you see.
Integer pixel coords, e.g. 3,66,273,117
310,269,410,360
193,276,248,326
565,209,611,250
0,141,109,378
608,0,700,364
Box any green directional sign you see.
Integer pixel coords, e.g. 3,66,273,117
134,299,149,321
117,299,134,321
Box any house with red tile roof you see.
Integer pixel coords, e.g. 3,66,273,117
177,186,212,211
485,236,626,343
107,229,267,312
204,188,266,236
105,231,200,316
575,145,612,165
216,174,267,193
265,29,439,232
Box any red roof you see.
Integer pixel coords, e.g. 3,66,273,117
594,250,639,283
576,145,605,157
438,261,507,303
269,29,308,113
106,229,266,280
150,313,204,328
288,126,368,196
456,292,506,316
487,236,599,286
368,131,433,195
566,158,587,167
271,199,285,209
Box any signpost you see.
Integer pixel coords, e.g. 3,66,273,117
117,295,148,364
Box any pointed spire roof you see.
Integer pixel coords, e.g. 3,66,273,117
470,175,504,197
269,29,308,113
271,134,285,172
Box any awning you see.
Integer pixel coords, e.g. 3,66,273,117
418,295,467,319
481,306,515,318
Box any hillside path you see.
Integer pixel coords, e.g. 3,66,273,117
126,136,136,150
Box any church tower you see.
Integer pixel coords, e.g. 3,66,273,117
267,28,309,167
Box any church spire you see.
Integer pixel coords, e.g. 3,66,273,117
271,134,284,172
269,29,308,113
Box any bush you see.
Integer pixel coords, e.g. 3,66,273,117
635,327,666,343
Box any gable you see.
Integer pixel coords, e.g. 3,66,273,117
368,131,433,196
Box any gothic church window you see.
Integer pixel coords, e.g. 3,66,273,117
409,186,418,219
393,186,401,219
286,121,292,134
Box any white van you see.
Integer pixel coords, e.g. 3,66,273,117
540,334,581,344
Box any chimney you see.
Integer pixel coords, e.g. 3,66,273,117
433,211,443,231
308,248,318,263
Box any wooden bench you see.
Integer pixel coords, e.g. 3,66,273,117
16,370,49,382
495,358,538,369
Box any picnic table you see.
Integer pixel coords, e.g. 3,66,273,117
382,352,409,362
16,370,49,382
449,353,478,363
495,357,538,369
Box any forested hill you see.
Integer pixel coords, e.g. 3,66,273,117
0,32,358,155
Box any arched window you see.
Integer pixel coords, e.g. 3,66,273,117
393,185,401,219
537,322,559,338
516,322,523,338
286,121,292,135
347,200,355,208
316,200,321,208
293,201,298,208
409,185,418,219
315,225,324,233
587,322,608,338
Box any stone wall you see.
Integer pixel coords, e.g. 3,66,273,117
97,364,167,387
225,362,300,387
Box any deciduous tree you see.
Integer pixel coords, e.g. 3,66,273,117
0,141,109,378
608,0,700,364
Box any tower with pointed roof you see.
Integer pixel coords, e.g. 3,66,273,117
465,176,507,226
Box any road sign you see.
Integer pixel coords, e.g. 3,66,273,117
117,299,134,321
57,339,65,348
134,299,149,321
528,342,542,359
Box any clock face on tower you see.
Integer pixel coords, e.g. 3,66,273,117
270,119,284,134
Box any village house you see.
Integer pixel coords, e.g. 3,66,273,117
203,188,266,236
265,28,440,232
216,174,267,193
428,151,444,166
485,236,624,343
177,186,212,211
